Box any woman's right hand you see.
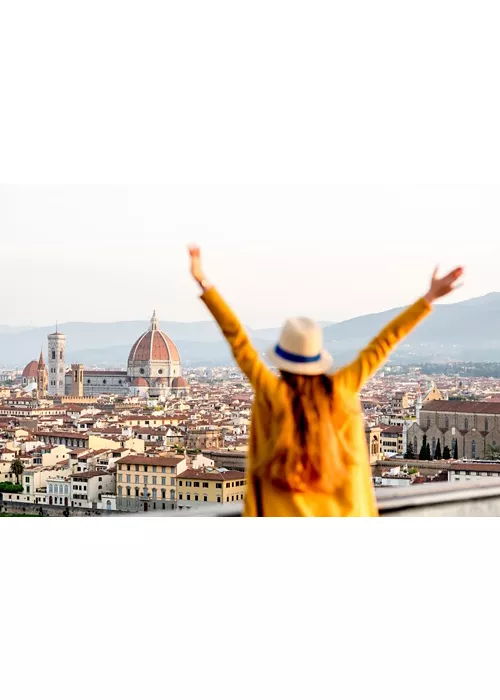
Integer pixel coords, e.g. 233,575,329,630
424,266,464,304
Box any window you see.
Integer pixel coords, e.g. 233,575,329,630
179,481,182,486
472,440,476,459
144,476,148,485
186,481,192,487
161,477,166,485
217,496,221,503
170,489,175,500
135,475,139,484
486,418,489,431
195,494,199,501
465,418,469,431
135,488,139,497
153,466,157,473
127,465,131,471
152,489,157,500
103,379,106,385
87,378,91,384
118,486,122,496
179,493,183,499
152,476,157,485
162,467,166,473
140,368,145,374
126,487,131,496
186,494,191,500
216,483,222,489
231,482,235,487
161,489,166,499
126,475,131,483
136,466,139,471
171,467,175,474
158,369,163,374
144,466,148,472
118,474,122,482
226,496,229,502
204,495,208,502
426,416,431,428
232,495,234,501
203,482,209,488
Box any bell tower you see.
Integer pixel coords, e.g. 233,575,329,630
37,349,48,398
71,364,84,397
48,328,66,396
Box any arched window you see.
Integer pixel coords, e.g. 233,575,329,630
413,436,418,453
118,486,122,496
427,416,431,428
445,415,449,429
152,488,157,500
465,417,469,431
432,437,436,456
170,489,175,501
471,440,476,458
485,418,489,432
126,487,131,496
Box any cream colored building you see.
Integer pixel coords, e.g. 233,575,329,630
176,469,247,507
115,454,188,512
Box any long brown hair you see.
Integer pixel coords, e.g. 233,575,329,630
253,371,349,497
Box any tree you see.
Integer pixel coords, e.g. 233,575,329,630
11,458,24,485
453,440,459,460
434,439,442,460
425,443,432,461
485,444,500,461
443,445,451,460
419,435,428,460
405,442,414,459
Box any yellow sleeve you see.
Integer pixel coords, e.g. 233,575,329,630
334,297,432,392
242,469,257,517
200,287,278,395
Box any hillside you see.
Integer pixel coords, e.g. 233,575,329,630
1,292,499,368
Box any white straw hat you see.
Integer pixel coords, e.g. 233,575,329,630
266,317,333,376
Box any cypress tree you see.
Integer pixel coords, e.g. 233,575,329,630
453,440,459,459
435,439,442,460
443,445,451,460
419,435,427,460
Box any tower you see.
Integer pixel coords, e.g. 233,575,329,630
47,329,66,396
37,349,48,398
71,363,84,397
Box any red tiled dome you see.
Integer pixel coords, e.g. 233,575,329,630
128,311,180,365
22,360,38,378
172,376,188,388
132,377,149,387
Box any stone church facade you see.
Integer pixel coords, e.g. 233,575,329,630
407,400,500,460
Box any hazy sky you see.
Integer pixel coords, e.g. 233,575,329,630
2,184,497,329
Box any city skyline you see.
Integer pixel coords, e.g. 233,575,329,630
2,184,496,327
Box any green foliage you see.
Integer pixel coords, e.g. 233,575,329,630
404,442,414,459
434,439,442,460
0,482,23,493
443,445,451,460
453,441,459,459
425,443,432,460
419,435,427,460
11,458,24,484
485,444,500,461
408,467,419,475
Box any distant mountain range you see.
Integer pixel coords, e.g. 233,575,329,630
2,292,500,369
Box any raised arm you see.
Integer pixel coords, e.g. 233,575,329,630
335,266,464,393
188,245,278,395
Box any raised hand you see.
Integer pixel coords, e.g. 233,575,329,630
424,266,464,304
188,244,204,284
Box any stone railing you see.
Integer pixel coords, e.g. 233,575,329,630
171,478,500,517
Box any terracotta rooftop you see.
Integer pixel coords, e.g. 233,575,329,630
423,400,500,415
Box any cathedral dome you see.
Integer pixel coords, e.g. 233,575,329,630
128,311,180,364
172,376,188,388
132,377,149,387
22,360,38,378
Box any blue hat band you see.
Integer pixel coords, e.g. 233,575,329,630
274,345,322,364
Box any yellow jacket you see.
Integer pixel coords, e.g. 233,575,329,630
201,288,432,517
